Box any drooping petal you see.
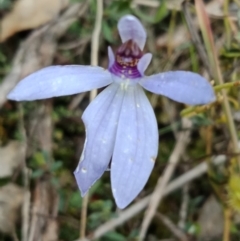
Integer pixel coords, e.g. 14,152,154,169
137,53,152,75
108,46,115,68
118,15,146,50
111,85,158,209
74,83,125,196
7,65,112,101
140,71,216,105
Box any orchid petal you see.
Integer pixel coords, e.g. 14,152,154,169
74,83,125,196
140,71,216,105
118,15,146,50
8,65,112,101
111,85,158,209
108,46,115,68
137,53,152,75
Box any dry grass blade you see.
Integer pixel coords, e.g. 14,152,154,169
155,212,189,241
195,0,240,164
182,1,211,76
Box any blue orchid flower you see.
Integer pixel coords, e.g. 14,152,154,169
8,15,215,209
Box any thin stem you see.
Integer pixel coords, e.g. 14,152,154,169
223,208,231,241
80,193,89,238
80,0,103,239
180,103,213,117
90,0,103,101
214,81,240,91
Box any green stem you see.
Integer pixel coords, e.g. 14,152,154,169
214,81,240,91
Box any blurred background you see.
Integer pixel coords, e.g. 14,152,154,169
0,0,240,240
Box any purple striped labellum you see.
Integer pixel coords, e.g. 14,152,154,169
7,15,216,208
110,39,143,79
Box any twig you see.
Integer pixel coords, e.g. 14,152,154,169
75,155,226,241
58,36,91,50
139,118,192,240
68,93,86,111
80,0,103,239
155,212,189,241
178,184,189,230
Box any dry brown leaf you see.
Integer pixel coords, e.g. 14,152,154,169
0,141,25,178
0,184,24,235
0,0,69,42
28,101,53,155
0,2,89,108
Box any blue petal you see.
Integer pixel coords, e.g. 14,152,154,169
108,47,115,68
111,85,158,209
7,65,112,101
137,53,152,75
118,15,146,50
74,83,125,196
140,71,216,105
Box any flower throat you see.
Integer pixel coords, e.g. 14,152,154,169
109,40,143,79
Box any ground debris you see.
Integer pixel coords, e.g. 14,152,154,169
0,184,24,237
0,141,25,178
